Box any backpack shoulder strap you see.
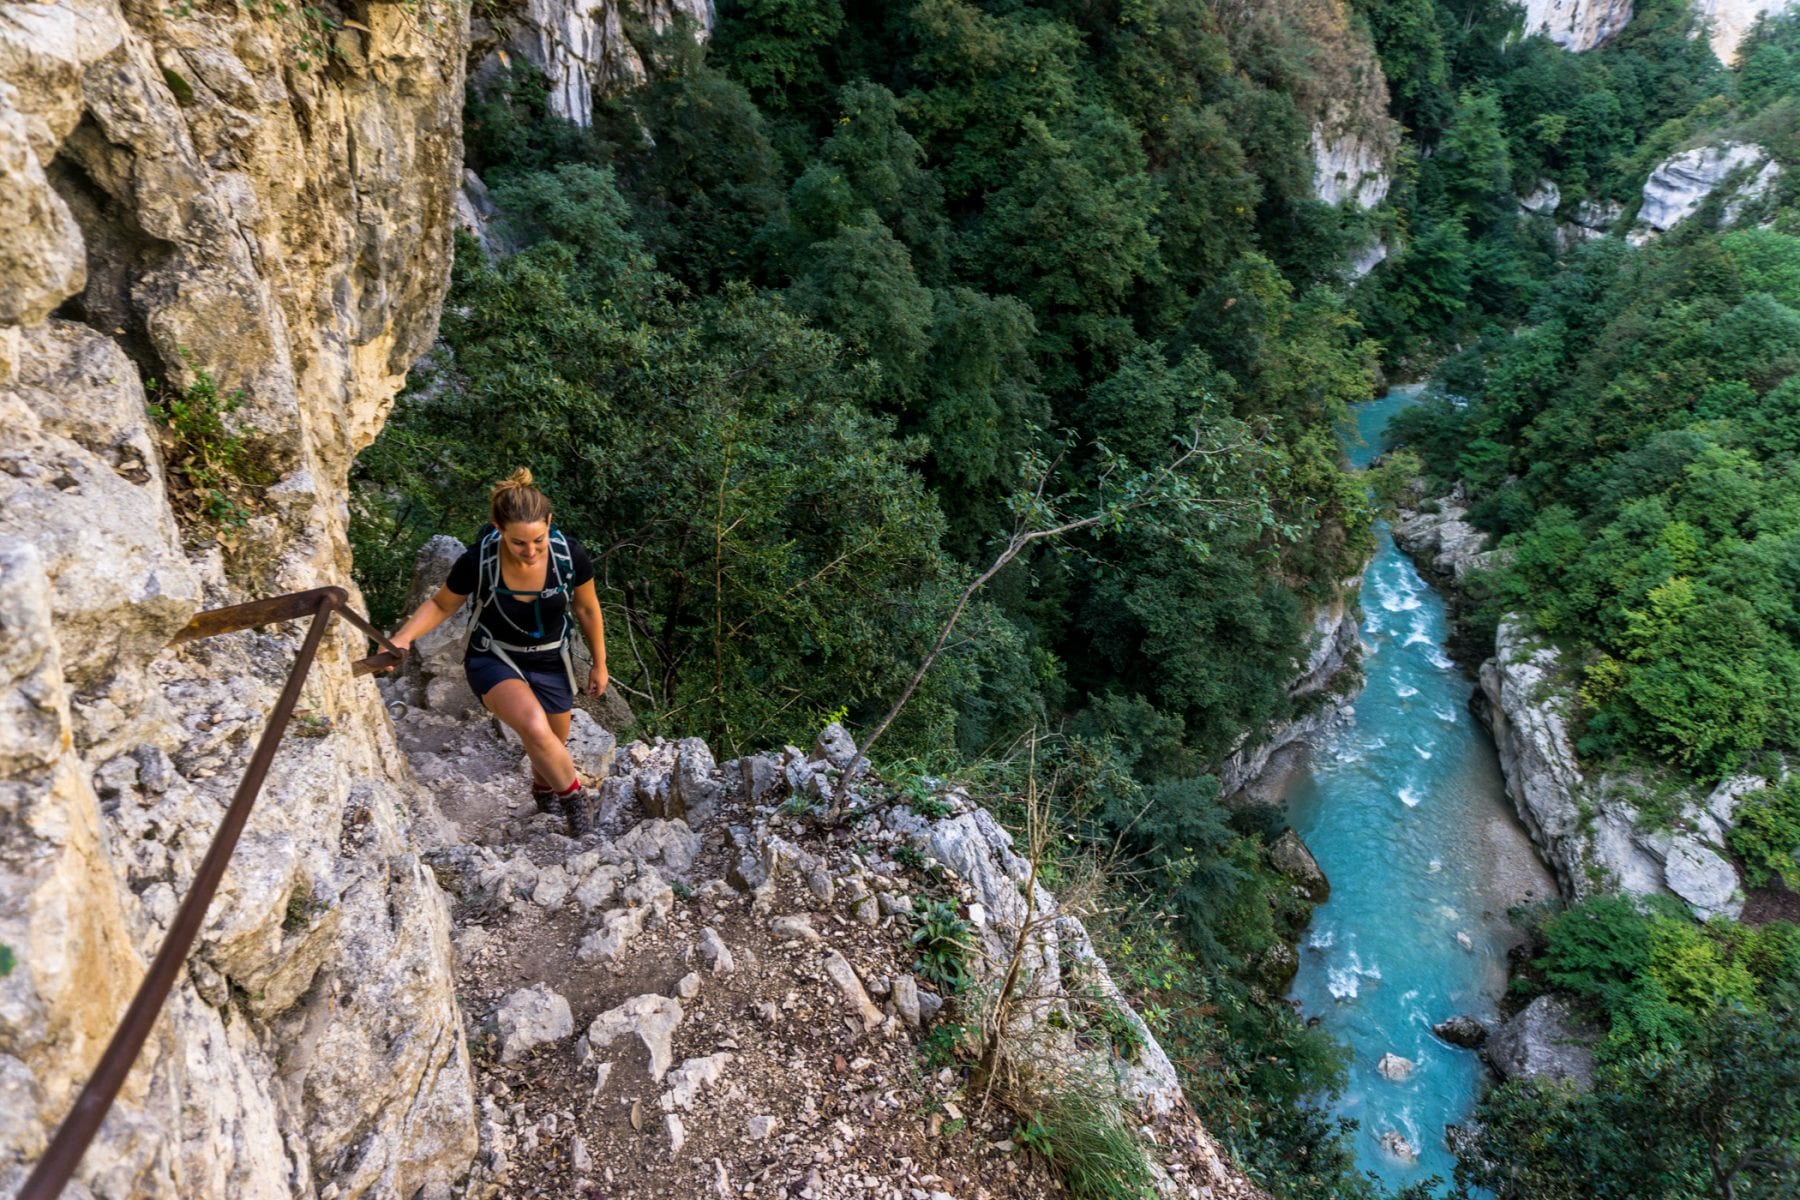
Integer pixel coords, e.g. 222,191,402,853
548,526,575,598
464,527,501,656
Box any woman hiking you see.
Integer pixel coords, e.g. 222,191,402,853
387,469,609,836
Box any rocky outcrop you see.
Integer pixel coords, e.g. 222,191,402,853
1519,179,1562,216
1229,0,1398,210
476,0,714,127
1433,1015,1490,1049
1482,995,1598,1088
1558,198,1624,249
1521,0,1634,51
1473,618,1747,919
0,1,477,1195
1219,575,1364,798
1312,121,1395,210
1629,143,1781,244
1392,489,1504,583
398,678,1268,1198
1269,830,1330,903
1694,0,1800,64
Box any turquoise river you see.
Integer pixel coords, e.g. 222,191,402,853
1283,388,1557,1191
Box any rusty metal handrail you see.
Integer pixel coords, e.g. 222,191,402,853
17,588,404,1200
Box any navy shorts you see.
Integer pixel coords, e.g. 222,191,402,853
464,652,575,715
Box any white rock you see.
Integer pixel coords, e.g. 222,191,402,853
496,984,576,1063
661,1053,730,1111
1519,178,1561,215
1635,143,1771,235
1520,0,1633,51
1377,1052,1415,1081
771,914,822,943
1664,839,1743,921
822,950,884,1032
698,927,736,974
746,1115,778,1140
532,864,573,908
587,995,685,1082
578,907,649,963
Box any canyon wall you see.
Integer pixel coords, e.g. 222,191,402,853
0,0,478,1194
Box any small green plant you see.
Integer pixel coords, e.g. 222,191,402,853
1014,1087,1158,1200
898,776,953,820
893,844,928,872
911,897,974,993
1729,778,1800,890
1013,1112,1056,1157
0,944,14,978
670,878,693,900
1094,1000,1146,1063
146,351,262,534
283,878,325,933
919,1021,971,1070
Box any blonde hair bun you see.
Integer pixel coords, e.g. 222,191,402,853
490,468,553,528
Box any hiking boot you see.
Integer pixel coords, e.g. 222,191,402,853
532,787,558,815
560,785,596,838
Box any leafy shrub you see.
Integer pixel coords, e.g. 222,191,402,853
1729,778,1800,890
146,351,265,535
910,897,974,993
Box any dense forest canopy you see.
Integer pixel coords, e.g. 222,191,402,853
351,1,1800,1196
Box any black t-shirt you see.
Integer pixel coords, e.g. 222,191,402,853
445,532,594,663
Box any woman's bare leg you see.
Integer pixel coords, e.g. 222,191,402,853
482,679,578,791
531,711,576,789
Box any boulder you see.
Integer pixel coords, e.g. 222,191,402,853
1483,995,1598,1088
587,994,685,1082
1433,1016,1490,1049
495,985,575,1063
1269,830,1330,902
1377,1053,1415,1081
1663,839,1742,921
1379,1130,1418,1163
811,722,858,769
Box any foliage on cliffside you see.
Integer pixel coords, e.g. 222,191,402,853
1350,0,1794,366
1464,895,1800,1199
352,5,1400,1194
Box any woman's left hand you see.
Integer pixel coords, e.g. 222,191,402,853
586,664,609,696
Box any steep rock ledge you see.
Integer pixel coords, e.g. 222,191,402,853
1393,495,1748,921
1219,575,1366,800
1,2,476,1195
471,0,714,127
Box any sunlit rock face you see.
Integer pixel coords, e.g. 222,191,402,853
1520,0,1635,51
1629,142,1781,244
478,0,715,126
0,1,478,1195
1694,0,1799,64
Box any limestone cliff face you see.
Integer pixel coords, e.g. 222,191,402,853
1219,575,1365,799
1520,0,1634,51
0,1,477,1195
1392,499,1747,922
473,0,713,126
1296,0,1399,209
1695,0,1799,64
1629,142,1783,244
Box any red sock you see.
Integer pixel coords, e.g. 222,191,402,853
555,777,581,796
